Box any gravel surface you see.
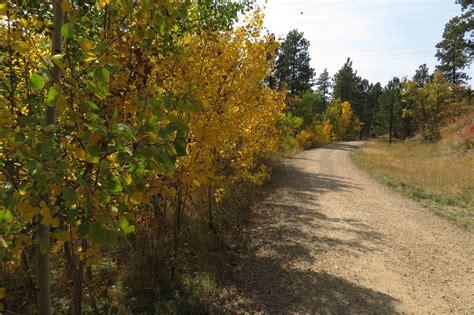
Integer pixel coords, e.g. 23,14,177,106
221,142,474,314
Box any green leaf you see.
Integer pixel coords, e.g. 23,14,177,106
119,217,135,235
94,67,110,82
166,115,187,132
174,139,187,156
62,188,77,207
155,150,175,173
86,145,101,164
163,95,173,109
105,63,119,73
114,123,136,141
106,179,122,193
78,223,89,237
46,86,60,107
150,97,166,117
0,209,13,223
95,40,108,54
85,101,99,111
89,223,117,246
61,22,75,39
43,124,55,133
29,73,45,89
177,98,203,113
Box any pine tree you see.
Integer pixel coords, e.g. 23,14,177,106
332,58,357,103
362,82,383,138
413,64,431,87
378,78,402,145
435,11,473,84
315,68,331,108
274,29,315,96
332,58,366,120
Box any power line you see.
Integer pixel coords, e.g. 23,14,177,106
297,18,450,30
263,1,350,10
311,46,434,55
266,10,459,21
263,1,453,15
314,51,435,60
315,54,439,62
266,0,447,8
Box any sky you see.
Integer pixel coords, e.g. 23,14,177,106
255,0,473,86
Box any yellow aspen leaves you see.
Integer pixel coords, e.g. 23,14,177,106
1,4,283,305
78,38,94,51
129,192,144,205
17,201,40,223
0,3,6,16
60,0,72,13
39,201,59,227
97,0,111,9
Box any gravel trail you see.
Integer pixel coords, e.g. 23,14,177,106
223,141,474,314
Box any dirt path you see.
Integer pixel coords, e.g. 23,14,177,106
221,142,474,314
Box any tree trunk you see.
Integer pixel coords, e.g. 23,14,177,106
452,50,456,85
73,239,87,315
208,183,215,233
389,100,394,146
37,2,63,314
36,224,52,315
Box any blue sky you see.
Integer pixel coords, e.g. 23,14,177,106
257,0,473,86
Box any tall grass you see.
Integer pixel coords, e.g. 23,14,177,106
352,141,474,229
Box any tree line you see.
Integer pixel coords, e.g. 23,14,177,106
271,1,472,147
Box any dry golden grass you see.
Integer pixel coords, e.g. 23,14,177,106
353,140,474,229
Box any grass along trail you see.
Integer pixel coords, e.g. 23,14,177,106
220,141,474,314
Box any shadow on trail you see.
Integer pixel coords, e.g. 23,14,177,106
220,157,399,313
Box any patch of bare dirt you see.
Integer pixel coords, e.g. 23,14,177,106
218,142,474,314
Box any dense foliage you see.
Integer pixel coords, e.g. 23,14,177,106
0,1,285,313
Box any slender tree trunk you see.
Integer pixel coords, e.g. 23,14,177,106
171,192,181,280
37,2,63,314
36,224,51,315
389,99,394,146
208,183,215,233
73,239,87,315
452,50,456,85
402,119,405,144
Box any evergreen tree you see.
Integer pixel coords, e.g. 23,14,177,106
413,64,431,87
332,58,366,121
274,29,316,96
315,68,331,108
378,78,402,145
435,11,473,84
332,58,358,103
362,82,383,138
457,0,473,10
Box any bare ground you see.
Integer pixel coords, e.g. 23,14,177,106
219,142,474,314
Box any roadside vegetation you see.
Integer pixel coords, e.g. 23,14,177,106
353,111,474,229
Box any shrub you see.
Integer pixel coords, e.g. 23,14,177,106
295,129,314,150
295,120,333,150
